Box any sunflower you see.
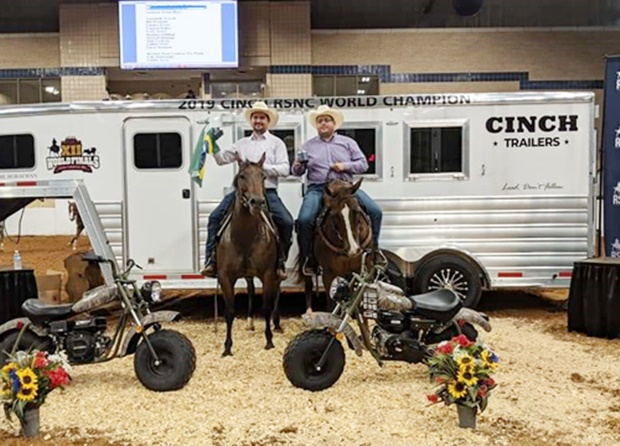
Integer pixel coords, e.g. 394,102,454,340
457,366,478,386
16,368,38,389
456,354,474,368
16,385,37,402
481,350,499,370
1,362,17,374
448,380,467,399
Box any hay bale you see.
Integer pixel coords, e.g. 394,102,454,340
64,250,105,302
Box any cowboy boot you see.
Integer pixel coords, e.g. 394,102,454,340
276,251,288,280
277,260,288,280
200,255,217,278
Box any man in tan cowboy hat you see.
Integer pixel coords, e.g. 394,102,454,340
201,101,293,279
292,105,383,275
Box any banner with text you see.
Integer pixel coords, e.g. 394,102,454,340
603,56,620,257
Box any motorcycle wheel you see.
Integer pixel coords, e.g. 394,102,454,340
0,331,54,365
283,329,345,392
134,329,196,392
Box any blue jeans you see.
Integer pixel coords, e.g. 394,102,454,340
296,184,382,261
204,190,294,264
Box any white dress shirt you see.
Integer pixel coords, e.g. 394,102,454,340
214,131,290,189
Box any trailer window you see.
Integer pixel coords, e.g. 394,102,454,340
0,134,35,169
337,128,377,176
409,127,462,174
133,133,182,169
243,129,296,173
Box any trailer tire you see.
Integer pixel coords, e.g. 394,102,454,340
382,255,408,293
414,255,482,308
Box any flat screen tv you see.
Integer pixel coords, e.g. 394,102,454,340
118,0,238,69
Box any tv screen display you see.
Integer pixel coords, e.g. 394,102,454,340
118,0,238,69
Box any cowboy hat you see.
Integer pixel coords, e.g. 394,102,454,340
243,101,279,128
308,105,344,130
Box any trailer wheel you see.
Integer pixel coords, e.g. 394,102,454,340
414,255,482,308
382,254,408,293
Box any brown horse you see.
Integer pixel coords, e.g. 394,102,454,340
216,152,281,356
68,201,84,250
300,178,374,312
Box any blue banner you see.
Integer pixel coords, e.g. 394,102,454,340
603,56,620,257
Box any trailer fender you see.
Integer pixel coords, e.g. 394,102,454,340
120,311,183,356
301,312,363,357
416,247,490,288
0,318,48,339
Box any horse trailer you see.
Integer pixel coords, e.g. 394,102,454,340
0,92,596,306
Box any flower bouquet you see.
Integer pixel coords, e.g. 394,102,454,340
1,349,71,437
426,334,499,428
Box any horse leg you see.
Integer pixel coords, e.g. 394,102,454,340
304,277,314,314
220,276,236,357
262,278,277,350
272,288,282,333
245,277,255,331
323,272,336,312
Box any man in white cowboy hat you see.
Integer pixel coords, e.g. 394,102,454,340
201,101,294,279
292,105,383,275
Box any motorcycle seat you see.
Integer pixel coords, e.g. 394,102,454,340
21,299,74,322
407,289,462,322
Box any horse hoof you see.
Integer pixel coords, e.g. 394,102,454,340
265,342,275,350
274,327,283,334
221,351,233,357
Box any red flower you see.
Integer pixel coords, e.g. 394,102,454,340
453,335,473,348
427,394,439,403
46,368,70,388
435,377,445,384
34,351,48,369
485,378,496,387
477,385,488,397
436,343,454,355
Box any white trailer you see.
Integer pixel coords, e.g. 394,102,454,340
0,91,596,306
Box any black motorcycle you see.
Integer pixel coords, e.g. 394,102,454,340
283,252,492,391
0,253,196,392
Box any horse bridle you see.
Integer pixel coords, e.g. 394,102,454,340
317,205,373,256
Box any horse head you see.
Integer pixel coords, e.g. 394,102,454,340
68,201,77,221
321,178,371,257
233,152,267,216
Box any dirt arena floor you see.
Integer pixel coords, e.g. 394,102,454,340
0,236,619,446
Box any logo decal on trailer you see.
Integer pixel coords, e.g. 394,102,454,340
46,137,101,173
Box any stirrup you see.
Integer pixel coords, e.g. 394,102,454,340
302,258,320,276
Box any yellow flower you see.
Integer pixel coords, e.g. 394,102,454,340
448,380,467,399
16,368,38,389
481,350,498,370
16,385,37,402
1,362,17,374
457,366,478,386
457,355,474,368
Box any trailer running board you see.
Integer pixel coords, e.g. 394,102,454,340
0,179,116,285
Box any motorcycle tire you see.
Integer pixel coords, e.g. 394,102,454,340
134,329,196,392
283,329,345,392
0,331,54,365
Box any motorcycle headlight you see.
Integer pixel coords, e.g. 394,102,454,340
329,276,350,301
140,280,162,303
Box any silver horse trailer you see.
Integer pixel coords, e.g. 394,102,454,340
0,91,596,306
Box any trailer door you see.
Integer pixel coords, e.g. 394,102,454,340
123,117,194,272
